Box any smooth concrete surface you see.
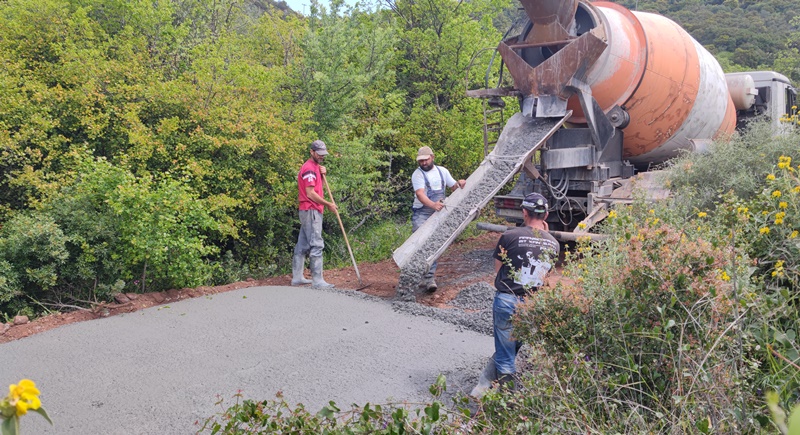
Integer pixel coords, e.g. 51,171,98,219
0,286,493,434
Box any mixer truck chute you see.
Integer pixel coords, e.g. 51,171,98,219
469,0,797,231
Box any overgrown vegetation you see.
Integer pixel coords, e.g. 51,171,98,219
0,0,511,317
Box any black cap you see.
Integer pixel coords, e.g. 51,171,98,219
521,192,548,213
310,140,329,156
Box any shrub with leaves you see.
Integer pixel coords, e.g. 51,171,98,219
197,375,476,434
512,199,756,432
0,214,69,315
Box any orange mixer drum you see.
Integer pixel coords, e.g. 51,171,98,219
562,1,737,164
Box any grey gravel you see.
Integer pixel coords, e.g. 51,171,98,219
450,282,496,311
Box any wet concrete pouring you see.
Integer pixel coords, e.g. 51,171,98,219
395,115,559,301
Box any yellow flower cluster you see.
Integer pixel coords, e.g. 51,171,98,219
772,190,782,198
760,227,771,235
777,155,793,170
775,212,786,225
718,270,731,282
780,106,800,124
698,212,707,218
772,260,785,278
4,379,41,417
608,210,617,219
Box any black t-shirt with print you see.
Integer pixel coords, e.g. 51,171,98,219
493,226,559,296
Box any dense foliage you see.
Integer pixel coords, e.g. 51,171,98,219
0,0,509,318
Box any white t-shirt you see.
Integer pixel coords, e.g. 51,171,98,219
411,165,457,209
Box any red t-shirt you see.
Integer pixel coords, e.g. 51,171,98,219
298,159,324,213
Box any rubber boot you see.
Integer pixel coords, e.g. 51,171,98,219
290,254,311,286
310,256,334,288
497,373,516,391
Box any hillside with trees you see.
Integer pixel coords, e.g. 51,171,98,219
618,0,800,81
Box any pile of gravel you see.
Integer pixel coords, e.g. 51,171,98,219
396,115,559,300
392,300,494,336
450,282,495,311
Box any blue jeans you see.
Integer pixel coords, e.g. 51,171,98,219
294,210,324,258
493,292,524,375
411,207,437,279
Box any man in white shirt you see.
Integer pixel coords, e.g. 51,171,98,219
410,146,466,292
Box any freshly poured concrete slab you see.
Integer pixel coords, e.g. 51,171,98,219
0,286,493,434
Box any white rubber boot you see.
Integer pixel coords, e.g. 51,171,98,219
290,254,311,286
310,256,334,288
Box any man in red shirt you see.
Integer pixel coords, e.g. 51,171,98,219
292,140,337,288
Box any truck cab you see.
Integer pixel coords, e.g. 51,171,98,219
726,71,797,131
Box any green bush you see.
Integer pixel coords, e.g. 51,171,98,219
0,214,69,314
0,156,235,317
512,199,754,432
665,120,800,212
197,376,475,434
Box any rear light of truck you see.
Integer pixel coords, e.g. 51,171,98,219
494,197,522,209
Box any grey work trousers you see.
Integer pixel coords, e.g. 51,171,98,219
294,209,324,258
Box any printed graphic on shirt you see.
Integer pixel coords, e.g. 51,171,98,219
301,170,317,184
515,254,552,288
504,235,557,289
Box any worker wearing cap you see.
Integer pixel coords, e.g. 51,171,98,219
411,146,466,292
491,192,559,387
292,140,337,288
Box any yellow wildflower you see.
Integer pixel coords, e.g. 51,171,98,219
760,227,770,235
649,209,655,214
698,212,707,218
790,230,798,239
766,174,776,181
779,202,788,209
8,379,41,417
577,222,587,230
719,271,731,282
794,186,800,194
608,210,617,219
775,218,784,225
772,190,782,198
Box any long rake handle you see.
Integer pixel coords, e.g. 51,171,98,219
322,174,363,286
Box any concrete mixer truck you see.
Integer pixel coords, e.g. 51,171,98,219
467,0,797,231
391,0,795,289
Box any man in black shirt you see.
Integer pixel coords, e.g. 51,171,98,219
491,192,559,386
